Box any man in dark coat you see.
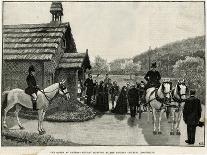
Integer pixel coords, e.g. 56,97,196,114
25,65,39,110
84,73,94,106
109,81,119,110
93,80,99,102
128,84,139,117
143,62,161,103
183,90,202,145
104,73,111,85
144,62,161,89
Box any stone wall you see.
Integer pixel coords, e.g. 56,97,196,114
2,60,43,90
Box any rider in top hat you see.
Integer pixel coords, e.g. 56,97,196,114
26,65,39,110
144,62,161,89
141,62,161,104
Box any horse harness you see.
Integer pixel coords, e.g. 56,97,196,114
147,82,172,110
171,84,187,110
40,83,69,103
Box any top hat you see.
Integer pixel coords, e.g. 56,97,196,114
28,65,35,73
151,62,157,68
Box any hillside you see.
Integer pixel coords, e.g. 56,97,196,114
133,36,205,77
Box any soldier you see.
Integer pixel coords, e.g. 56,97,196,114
25,65,39,110
183,90,202,145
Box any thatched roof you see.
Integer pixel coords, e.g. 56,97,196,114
59,52,91,69
3,22,76,61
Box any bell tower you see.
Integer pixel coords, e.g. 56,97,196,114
50,1,63,23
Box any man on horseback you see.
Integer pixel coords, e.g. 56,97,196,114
25,65,39,110
143,62,161,103
144,62,161,89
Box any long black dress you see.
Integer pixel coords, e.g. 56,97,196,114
103,84,109,111
111,86,128,114
94,84,106,112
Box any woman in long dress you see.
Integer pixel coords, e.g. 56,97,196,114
94,81,105,112
111,86,128,114
103,83,110,112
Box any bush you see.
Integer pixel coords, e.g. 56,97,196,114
2,130,79,146
173,56,205,103
46,99,96,122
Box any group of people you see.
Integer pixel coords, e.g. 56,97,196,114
83,73,147,117
83,62,162,117
83,62,203,145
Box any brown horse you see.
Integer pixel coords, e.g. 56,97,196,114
2,80,70,135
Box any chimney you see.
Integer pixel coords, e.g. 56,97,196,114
50,1,63,23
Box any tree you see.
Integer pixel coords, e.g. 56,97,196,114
109,58,128,75
173,56,205,104
125,60,141,79
91,55,109,75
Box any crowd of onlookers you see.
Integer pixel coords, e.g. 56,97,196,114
80,73,146,117
80,72,204,145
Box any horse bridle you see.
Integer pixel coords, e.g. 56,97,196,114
148,82,172,104
41,83,69,102
173,83,187,103
161,82,172,99
59,83,70,95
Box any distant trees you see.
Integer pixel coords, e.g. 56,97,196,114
109,59,141,78
173,56,205,103
133,36,205,77
91,56,109,75
109,59,126,75
125,60,141,79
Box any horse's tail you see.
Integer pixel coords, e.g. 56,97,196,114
1,91,9,115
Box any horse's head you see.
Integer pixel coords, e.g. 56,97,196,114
58,80,70,100
161,81,172,101
176,81,187,100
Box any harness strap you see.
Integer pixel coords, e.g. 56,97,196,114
147,89,157,103
40,89,58,104
147,88,171,110
172,89,186,104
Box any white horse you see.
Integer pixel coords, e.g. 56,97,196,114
2,80,70,135
169,81,187,135
146,81,172,134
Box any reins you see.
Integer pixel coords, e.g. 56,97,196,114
39,83,69,103
40,88,59,103
147,83,172,108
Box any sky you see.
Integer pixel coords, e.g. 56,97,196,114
3,2,205,62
